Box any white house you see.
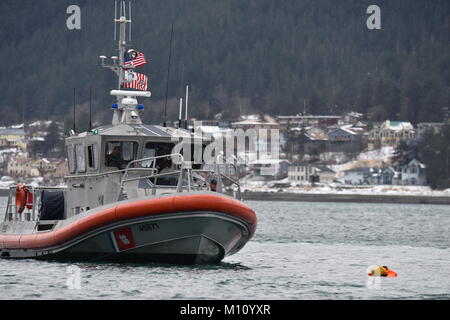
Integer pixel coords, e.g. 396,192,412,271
249,159,290,181
288,163,335,184
368,120,415,149
343,167,373,185
401,159,426,186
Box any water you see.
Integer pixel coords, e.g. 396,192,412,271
1,198,449,300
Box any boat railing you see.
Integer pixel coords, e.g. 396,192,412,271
4,185,67,222
117,153,185,200
213,154,242,200
116,153,243,201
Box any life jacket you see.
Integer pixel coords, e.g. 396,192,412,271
15,184,27,214
25,187,33,210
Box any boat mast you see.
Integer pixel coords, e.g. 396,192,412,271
99,1,151,126
117,2,128,90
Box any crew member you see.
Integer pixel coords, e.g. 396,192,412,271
106,146,123,169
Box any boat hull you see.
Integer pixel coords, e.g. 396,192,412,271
0,194,257,264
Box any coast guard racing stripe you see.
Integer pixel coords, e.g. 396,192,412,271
110,227,136,252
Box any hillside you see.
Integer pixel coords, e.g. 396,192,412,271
0,0,449,129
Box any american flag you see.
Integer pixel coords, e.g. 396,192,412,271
122,72,148,91
124,50,147,69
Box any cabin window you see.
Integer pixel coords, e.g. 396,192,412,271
75,144,86,173
178,143,205,170
67,145,76,173
87,144,99,169
105,141,138,169
142,144,156,168
143,142,175,169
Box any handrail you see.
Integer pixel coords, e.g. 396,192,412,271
3,185,67,222
117,153,184,200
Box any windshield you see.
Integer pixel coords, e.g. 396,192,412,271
105,141,139,169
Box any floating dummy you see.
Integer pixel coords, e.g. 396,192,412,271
368,265,397,277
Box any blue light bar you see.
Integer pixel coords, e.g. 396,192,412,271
137,104,144,110
112,103,119,109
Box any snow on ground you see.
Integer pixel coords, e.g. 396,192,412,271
330,146,394,178
29,120,52,127
240,179,450,197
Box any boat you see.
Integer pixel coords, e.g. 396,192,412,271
0,2,257,264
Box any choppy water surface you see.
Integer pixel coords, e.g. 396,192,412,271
1,198,449,300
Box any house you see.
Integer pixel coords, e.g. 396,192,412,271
310,165,336,184
401,159,426,186
231,115,280,154
380,167,401,185
343,167,373,185
7,158,39,177
277,115,341,130
342,112,364,125
288,163,335,184
248,159,290,181
6,157,61,179
0,128,27,150
300,128,328,155
326,126,365,153
368,120,415,149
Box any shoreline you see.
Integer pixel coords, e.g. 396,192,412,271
242,191,450,205
2,188,449,205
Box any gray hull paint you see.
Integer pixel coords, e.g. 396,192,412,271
0,212,250,264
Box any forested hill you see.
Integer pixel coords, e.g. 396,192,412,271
0,0,449,128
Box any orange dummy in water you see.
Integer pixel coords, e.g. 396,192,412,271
368,266,397,277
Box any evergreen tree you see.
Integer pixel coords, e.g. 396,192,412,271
0,0,448,124
418,125,450,190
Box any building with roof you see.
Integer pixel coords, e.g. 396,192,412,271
7,158,38,177
326,126,366,153
368,120,415,149
380,167,401,185
0,128,26,150
277,115,341,130
248,159,290,181
288,163,335,184
300,128,328,155
342,159,426,186
231,115,280,154
401,159,426,186
343,167,374,185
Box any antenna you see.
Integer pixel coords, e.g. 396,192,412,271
178,98,183,128
129,1,132,42
184,85,189,129
163,22,174,127
114,0,117,40
72,88,76,133
89,86,93,131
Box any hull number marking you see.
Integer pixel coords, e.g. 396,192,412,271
138,223,160,232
